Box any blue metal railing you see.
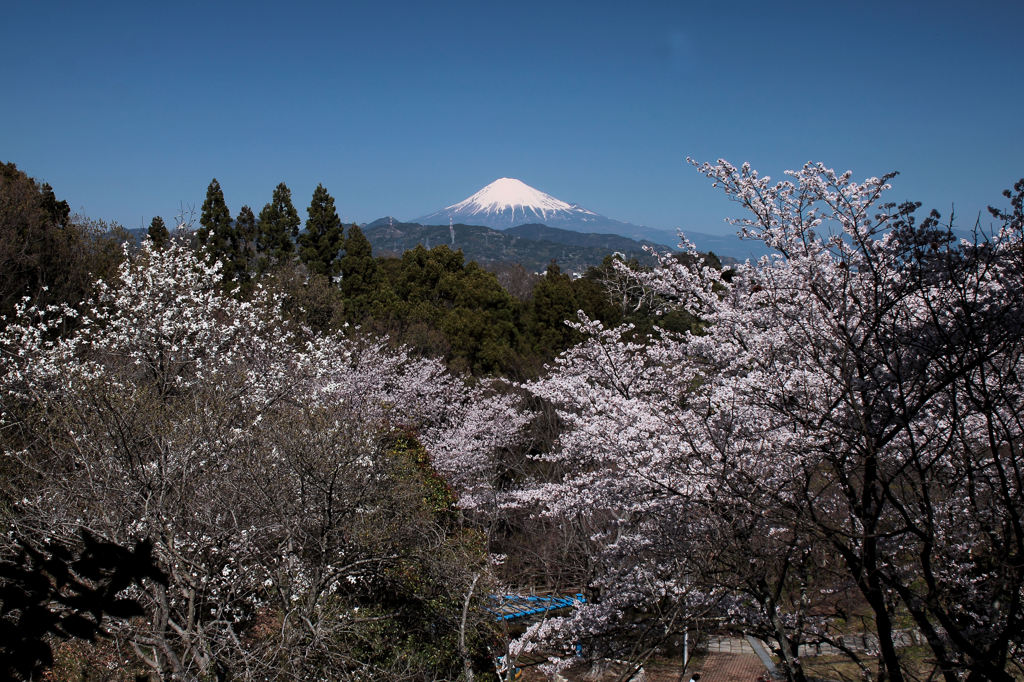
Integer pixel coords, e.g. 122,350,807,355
487,593,586,622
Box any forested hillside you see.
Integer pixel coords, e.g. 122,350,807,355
363,218,661,274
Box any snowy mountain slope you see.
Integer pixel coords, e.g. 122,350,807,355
413,178,679,247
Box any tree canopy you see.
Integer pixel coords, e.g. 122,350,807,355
256,182,300,272
6,159,1023,681
0,240,515,680
484,162,1024,682
147,215,169,248
0,162,123,319
298,183,344,278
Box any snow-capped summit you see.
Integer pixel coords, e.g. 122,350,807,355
412,178,679,247
446,177,583,217
414,178,601,230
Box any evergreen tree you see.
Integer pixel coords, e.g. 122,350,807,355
256,183,300,272
198,179,231,249
198,179,242,280
38,182,70,229
256,184,299,272
147,216,170,249
526,260,580,358
298,184,344,278
444,260,519,374
384,245,518,374
339,224,378,315
234,205,257,278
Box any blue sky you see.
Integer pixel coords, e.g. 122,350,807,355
2,0,1021,236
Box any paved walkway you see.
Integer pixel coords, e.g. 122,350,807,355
694,651,767,681
539,636,771,681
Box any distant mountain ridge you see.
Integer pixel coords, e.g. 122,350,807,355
363,217,662,273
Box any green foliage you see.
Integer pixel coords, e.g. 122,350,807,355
340,224,390,322
41,188,70,228
147,215,169,249
580,253,703,338
524,260,581,358
256,182,300,272
504,254,710,373
571,274,622,325
198,178,229,244
198,180,231,248
198,178,247,284
263,262,347,333
387,432,457,519
314,241,706,377
298,184,344,277
0,162,125,320
383,245,520,375
333,432,496,680
234,204,258,280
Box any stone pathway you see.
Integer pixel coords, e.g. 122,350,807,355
706,635,756,654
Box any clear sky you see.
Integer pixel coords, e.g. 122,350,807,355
2,0,1021,236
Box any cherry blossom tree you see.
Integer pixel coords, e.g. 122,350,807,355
0,239,513,679
512,164,1024,681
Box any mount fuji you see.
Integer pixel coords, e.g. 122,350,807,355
413,178,680,247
